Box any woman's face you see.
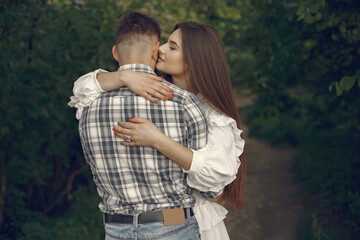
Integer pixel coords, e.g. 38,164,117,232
156,29,188,89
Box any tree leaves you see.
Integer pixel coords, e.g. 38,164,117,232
329,72,360,96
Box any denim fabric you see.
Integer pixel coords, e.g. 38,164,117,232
104,214,200,240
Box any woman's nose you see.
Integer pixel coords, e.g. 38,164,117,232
158,44,165,54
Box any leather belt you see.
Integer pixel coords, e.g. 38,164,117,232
104,208,194,224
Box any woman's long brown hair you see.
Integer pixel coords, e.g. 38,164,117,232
173,22,246,211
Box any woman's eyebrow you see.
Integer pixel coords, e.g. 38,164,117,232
169,40,180,48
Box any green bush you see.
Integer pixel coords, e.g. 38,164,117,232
0,1,116,238
1,0,359,239
19,185,104,240
241,0,360,239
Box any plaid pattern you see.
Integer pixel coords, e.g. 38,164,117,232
79,64,208,214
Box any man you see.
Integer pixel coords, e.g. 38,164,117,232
78,12,209,239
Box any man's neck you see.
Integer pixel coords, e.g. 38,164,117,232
118,60,155,71
117,63,157,76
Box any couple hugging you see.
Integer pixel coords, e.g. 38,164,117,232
68,11,245,240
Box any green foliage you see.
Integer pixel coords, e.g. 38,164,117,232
330,72,360,96
1,0,359,239
0,0,117,238
237,0,360,239
0,0,219,238
19,185,103,240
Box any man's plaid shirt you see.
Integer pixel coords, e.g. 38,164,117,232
79,64,209,214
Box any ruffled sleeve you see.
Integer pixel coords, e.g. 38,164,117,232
68,69,107,120
184,109,245,193
192,191,228,233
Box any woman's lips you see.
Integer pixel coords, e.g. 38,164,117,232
158,56,164,62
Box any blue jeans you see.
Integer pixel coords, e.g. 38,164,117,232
104,210,200,240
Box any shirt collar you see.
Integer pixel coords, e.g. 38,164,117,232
117,64,156,76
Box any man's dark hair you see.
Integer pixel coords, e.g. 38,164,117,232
115,12,161,45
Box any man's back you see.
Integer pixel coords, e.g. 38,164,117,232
79,64,207,215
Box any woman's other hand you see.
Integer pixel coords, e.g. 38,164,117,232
99,70,174,103
113,117,164,147
123,71,173,103
114,117,194,170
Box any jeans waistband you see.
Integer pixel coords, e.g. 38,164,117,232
104,208,194,225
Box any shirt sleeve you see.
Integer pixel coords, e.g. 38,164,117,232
184,113,245,196
68,69,107,120
183,93,208,150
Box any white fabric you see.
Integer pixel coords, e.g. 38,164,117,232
68,72,245,239
68,69,107,120
193,191,230,240
184,94,244,240
184,96,244,193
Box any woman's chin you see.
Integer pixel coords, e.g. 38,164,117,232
155,62,164,72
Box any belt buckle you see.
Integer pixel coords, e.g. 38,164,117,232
161,208,186,226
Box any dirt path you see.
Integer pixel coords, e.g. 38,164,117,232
224,93,305,240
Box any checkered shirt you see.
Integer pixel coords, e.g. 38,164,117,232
79,64,208,214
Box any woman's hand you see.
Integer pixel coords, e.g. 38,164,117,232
122,71,173,104
114,117,194,170
113,117,164,147
98,70,173,104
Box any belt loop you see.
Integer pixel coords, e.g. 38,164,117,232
133,213,139,229
186,208,191,222
133,213,139,240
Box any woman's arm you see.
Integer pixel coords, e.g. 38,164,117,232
97,71,173,103
68,70,174,119
114,118,193,170
184,115,244,193
113,115,245,187
68,69,107,120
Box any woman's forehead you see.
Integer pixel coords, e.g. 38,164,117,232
168,29,182,45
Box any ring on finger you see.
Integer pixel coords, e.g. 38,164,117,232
125,135,132,142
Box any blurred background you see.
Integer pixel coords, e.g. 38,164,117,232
1,0,359,239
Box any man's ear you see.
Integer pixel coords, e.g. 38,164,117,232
112,45,119,62
151,41,160,61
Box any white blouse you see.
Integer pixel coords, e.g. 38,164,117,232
68,70,245,239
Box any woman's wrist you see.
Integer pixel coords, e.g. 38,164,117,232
151,131,168,150
152,132,193,170
96,71,127,91
116,71,128,88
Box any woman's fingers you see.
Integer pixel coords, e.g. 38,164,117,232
155,81,173,94
142,80,173,102
141,91,159,103
113,126,142,146
156,83,174,98
149,75,165,82
113,126,132,135
113,131,139,146
129,117,147,124
139,85,172,103
113,131,127,139
113,118,158,148
116,121,137,129
146,88,170,101
120,141,138,146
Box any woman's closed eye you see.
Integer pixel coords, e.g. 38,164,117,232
169,46,176,50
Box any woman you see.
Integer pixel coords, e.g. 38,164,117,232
69,22,246,240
